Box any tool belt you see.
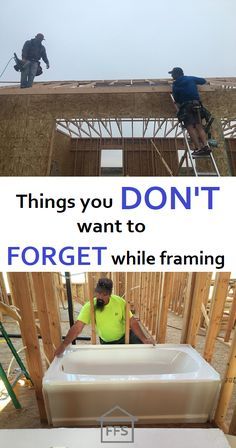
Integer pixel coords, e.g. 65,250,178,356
177,100,201,121
27,60,43,76
13,53,42,76
36,62,43,76
177,100,212,124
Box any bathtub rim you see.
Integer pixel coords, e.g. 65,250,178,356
43,344,220,385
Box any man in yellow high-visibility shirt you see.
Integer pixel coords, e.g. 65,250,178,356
55,278,155,356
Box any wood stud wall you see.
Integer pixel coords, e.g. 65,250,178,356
70,138,180,177
6,273,47,421
0,273,9,305
52,136,236,177
1,271,236,432
204,272,231,362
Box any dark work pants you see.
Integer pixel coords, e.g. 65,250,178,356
20,61,38,88
99,330,143,345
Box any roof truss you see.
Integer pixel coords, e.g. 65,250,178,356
57,117,236,139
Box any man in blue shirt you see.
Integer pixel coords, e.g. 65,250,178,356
169,67,211,156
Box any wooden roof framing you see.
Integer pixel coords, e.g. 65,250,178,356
56,118,184,139
221,119,236,138
56,117,236,139
1,77,236,95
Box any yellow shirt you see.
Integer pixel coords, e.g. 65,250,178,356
77,295,132,342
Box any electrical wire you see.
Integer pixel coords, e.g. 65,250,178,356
7,346,26,377
0,388,8,400
0,57,14,79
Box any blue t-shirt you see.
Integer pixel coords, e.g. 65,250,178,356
172,75,206,104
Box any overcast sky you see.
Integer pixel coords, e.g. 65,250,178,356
1,0,236,83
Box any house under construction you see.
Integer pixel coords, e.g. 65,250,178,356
0,78,236,176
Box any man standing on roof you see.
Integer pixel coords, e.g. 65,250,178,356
169,67,211,156
54,278,155,356
20,33,50,88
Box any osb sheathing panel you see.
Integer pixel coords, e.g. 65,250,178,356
226,139,236,175
207,118,231,176
0,97,54,175
1,90,236,118
52,131,74,175
0,89,236,175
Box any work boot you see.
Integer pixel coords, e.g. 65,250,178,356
203,146,212,153
192,147,211,157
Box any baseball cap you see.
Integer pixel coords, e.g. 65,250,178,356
35,33,45,40
95,278,113,294
168,67,184,77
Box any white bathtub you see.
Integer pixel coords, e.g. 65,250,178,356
42,344,220,426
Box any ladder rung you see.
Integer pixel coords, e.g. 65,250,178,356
197,172,219,176
192,155,211,159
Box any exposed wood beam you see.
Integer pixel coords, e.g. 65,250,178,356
100,119,112,137
7,273,47,421
204,272,231,362
115,119,123,137
153,119,166,137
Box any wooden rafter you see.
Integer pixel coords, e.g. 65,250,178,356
84,119,101,138
100,119,112,137
143,118,150,137
153,119,166,137
115,119,123,137
57,121,79,138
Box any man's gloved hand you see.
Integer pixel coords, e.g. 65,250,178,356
46,63,50,69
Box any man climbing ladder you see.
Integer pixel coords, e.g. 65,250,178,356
168,67,212,157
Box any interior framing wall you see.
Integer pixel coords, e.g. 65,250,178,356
68,137,180,176
57,136,236,176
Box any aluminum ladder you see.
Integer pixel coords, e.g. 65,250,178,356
178,128,220,177
170,94,220,176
